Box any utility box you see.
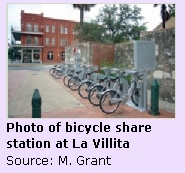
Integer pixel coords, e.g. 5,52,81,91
134,41,156,71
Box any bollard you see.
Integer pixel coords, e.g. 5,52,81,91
31,89,42,118
149,79,160,115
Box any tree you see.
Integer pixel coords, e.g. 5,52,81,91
96,4,146,43
154,4,175,28
74,20,104,42
73,4,96,43
8,47,20,60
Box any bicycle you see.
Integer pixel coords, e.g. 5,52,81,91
88,66,112,106
78,65,99,99
49,62,71,79
49,64,63,77
52,63,67,79
63,63,76,86
67,64,96,91
99,69,143,114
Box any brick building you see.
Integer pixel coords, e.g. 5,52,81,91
11,10,78,64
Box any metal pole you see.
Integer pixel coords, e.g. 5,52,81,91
32,89,42,118
149,79,160,115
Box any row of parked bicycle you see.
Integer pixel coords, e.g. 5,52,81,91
49,62,143,114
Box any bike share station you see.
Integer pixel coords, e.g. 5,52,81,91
125,40,156,112
67,41,157,114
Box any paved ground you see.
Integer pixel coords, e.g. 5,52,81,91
8,64,175,118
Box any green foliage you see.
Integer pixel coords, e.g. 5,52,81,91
100,59,115,68
96,4,147,43
168,4,175,17
99,59,131,84
8,48,20,59
74,20,104,42
74,4,147,44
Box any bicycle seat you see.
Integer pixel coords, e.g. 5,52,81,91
86,71,94,76
110,77,117,82
75,70,82,74
69,69,75,73
110,76,118,83
98,77,107,82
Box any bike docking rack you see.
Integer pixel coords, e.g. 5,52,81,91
86,66,113,106
125,40,156,112
77,64,97,83
67,63,99,91
98,41,157,114
108,67,130,102
77,64,100,98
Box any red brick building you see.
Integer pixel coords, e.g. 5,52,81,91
11,10,78,63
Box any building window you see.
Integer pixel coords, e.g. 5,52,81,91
26,23,32,32
34,54,40,60
46,37,49,45
46,25,49,32
65,28,68,34
52,25,55,33
60,38,68,46
34,36,38,45
47,51,53,60
27,35,32,45
61,26,68,34
61,51,65,60
34,50,40,60
34,24,38,32
52,38,55,46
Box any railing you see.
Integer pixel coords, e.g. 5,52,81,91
11,26,43,33
11,43,43,47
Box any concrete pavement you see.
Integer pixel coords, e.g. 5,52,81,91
8,70,84,118
8,64,175,118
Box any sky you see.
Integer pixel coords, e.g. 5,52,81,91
7,3,163,43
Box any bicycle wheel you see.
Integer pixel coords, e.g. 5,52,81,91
63,74,73,86
100,90,120,114
49,68,55,76
131,83,139,106
78,81,94,99
88,85,105,106
53,70,63,79
68,76,81,91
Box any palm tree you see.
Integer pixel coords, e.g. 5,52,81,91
73,4,96,43
154,4,175,29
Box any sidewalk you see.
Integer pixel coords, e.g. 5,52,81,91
8,69,175,118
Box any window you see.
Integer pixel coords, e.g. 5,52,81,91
52,25,55,33
26,23,32,32
46,37,49,45
27,35,32,45
46,25,49,32
34,54,40,60
65,28,68,34
61,51,65,60
33,50,40,60
61,26,68,34
34,37,38,45
52,38,55,46
47,51,53,60
34,24,38,32
60,38,68,46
